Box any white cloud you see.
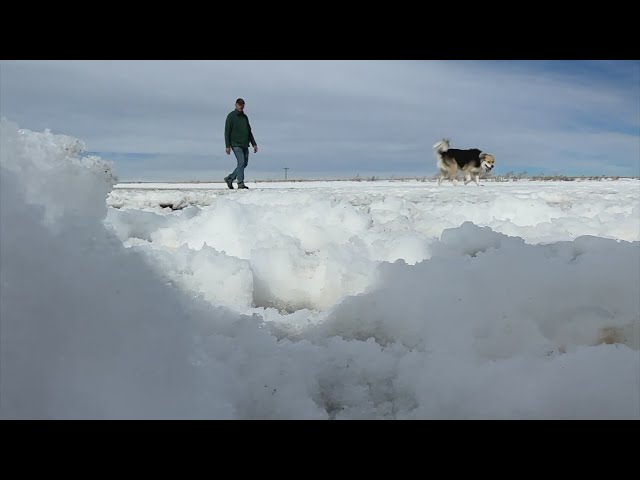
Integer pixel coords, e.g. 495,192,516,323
2,60,638,178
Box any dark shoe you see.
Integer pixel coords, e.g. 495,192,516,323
237,182,249,189
224,176,234,189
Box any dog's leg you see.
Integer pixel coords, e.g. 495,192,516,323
449,165,459,186
474,174,482,186
464,172,472,185
437,167,448,186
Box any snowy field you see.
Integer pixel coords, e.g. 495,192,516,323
2,120,639,419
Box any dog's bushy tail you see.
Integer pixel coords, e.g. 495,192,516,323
433,138,450,153
433,138,450,174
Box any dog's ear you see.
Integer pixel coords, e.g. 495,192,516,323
479,153,486,159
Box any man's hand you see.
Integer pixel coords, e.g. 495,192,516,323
225,147,231,155
253,145,258,154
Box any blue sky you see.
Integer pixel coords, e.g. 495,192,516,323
1,60,638,181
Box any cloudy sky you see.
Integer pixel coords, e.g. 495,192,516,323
1,60,638,181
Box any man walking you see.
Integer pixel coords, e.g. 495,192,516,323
224,98,258,189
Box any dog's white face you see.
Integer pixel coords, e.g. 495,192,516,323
480,154,495,172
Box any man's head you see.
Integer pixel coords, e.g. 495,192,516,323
235,98,245,112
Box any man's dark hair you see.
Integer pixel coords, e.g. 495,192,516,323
236,98,245,105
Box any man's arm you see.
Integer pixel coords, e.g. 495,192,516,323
224,113,232,148
248,124,257,148
248,121,257,153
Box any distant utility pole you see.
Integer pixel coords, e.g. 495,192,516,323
283,167,289,180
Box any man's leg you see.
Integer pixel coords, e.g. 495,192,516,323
238,147,249,184
230,147,246,182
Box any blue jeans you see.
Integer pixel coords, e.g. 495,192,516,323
228,146,249,183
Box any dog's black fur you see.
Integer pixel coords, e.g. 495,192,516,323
440,148,486,170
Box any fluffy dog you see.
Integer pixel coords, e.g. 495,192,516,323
433,139,495,186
